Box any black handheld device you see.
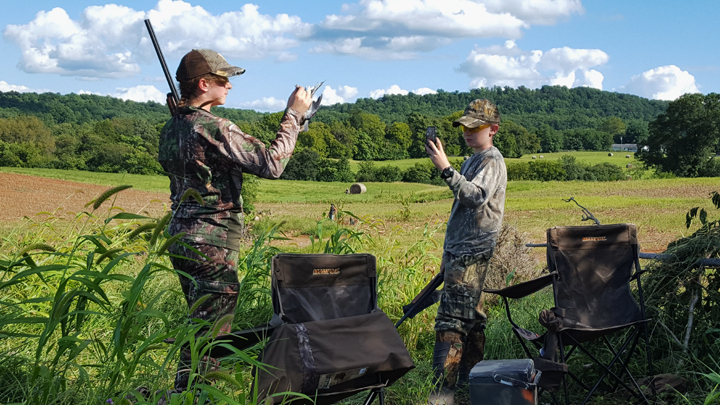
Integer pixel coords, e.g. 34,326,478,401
426,126,437,145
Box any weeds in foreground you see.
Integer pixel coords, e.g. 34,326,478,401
0,186,265,404
2,186,720,404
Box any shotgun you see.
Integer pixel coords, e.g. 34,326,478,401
396,271,444,327
144,19,180,116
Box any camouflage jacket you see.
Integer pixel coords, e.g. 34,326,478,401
159,105,302,250
442,146,507,257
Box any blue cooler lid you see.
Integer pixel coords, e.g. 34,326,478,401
469,359,534,384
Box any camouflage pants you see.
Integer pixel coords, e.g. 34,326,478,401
168,242,240,392
434,250,493,335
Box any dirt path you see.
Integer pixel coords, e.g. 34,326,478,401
0,173,170,222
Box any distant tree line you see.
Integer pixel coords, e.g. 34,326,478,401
2,87,716,181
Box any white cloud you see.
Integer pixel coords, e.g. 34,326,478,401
309,36,448,60
321,85,359,105
239,97,286,112
112,85,166,103
310,0,583,57
579,69,604,89
622,65,699,100
0,81,44,93
483,0,584,25
2,0,310,78
370,84,409,99
457,40,608,90
540,47,609,73
275,52,298,63
319,0,524,38
412,87,437,95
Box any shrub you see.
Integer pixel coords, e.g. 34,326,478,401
355,160,376,182
281,148,320,181
528,160,566,181
586,162,625,181
507,162,532,181
317,157,354,182
374,165,403,182
559,155,595,181
402,162,434,184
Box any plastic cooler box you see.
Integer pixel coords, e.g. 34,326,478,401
469,359,540,405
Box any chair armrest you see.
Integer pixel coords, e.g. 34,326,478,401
484,272,557,299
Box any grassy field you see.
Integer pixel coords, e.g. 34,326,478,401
348,151,641,172
0,168,719,405
0,166,716,253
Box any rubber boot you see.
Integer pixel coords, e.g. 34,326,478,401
427,331,463,405
458,324,486,389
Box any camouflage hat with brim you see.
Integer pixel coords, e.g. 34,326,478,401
176,49,245,82
452,98,501,128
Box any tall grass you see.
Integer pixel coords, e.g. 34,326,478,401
2,183,718,404
0,187,268,404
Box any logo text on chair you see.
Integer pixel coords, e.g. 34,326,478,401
313,268,340,275
582,236,607,242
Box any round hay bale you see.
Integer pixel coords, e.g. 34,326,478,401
349,183,367,194
539,155,544,159
626,163,633,168
626,155,631,158
532,155,537,159
608,152,614,156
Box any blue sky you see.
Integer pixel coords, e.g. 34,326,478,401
1,0,717,112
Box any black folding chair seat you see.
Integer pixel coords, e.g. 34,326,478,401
485,224,654,405
254,253,414,405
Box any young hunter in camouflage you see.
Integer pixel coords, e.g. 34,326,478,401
158,48,311,399
425,99,507,405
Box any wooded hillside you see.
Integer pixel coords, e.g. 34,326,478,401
0,86,669,180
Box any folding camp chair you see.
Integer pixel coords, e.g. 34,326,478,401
251,253,414,405
485,224,654,405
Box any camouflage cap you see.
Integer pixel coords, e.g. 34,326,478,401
176,49,245,82
452,99,501,128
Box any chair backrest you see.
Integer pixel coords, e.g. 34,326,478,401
271,253,377,324
546,224,642,329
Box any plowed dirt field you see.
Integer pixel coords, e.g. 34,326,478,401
0,172,170,222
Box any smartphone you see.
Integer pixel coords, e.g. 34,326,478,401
426,126,437,145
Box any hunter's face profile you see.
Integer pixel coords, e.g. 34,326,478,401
176,48,244,111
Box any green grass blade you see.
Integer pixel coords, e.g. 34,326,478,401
92,185,133,210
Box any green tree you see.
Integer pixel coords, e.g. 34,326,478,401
328,121,357,159
281,148,320,181
494,120,523,158
598,117,626,143
0,116,55,154
537,124,563,153
350,110,386,160
385,122,412,159
624,120,650,145
407,113,436,158
298,122,330,157
637,93,720,177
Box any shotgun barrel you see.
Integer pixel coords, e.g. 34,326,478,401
144,19,179,115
